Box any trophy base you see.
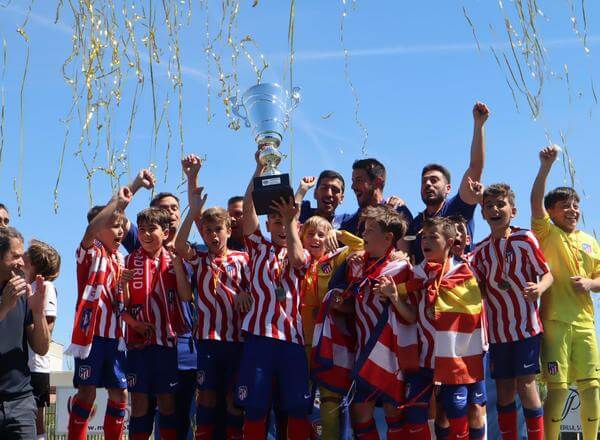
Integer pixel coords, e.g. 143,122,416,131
252,173,294,216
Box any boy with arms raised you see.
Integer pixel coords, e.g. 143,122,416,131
472,183,553,440
66,185,145,440
531,145,600,439
235,151,312,439
123,207,190,440
175,189,252,440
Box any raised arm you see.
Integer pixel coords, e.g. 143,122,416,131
243,150,265,236
175,187,207,261
182,154,204,231
173,256,194,302
531,145,559,220
294,176,316,205
271,197,307,270
459,102,489,205
123,169,156,235
82,187,132,249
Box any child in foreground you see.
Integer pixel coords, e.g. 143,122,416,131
530,145,600,439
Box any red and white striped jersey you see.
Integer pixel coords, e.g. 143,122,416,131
242,229,310,345
189,249,251,342
406,263,436,370
347,256,411,356
76,242,123,339
471,228,549,344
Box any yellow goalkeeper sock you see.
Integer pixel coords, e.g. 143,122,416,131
319,387,341,440
578,379,600,440
543,384,569,440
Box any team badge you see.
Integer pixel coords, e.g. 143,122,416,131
167,289,176,304
505,249,514,263
78,365,91,381
197,370,206,385
80,308,92,332
321,262,332,274
130,304,143,319
127,374,137,388
226,263,236,274
547,361,559,376
583,243,592,254
238,386,248,401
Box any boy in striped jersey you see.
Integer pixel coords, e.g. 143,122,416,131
531,145,600,439
66,184,148,440
123,207,191,440
234,151,312,440
175,192,252,440
471,183,553,440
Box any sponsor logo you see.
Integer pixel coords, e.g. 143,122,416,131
197,370,206,385
238,386,248,401
127,374,137,388
169,382,178,388
475,392,484,398
78,365,91,381
548,361,559,376
303,393,311,400
523,363,535,369
454,395,467,401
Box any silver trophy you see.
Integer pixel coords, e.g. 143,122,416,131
232,83,300,214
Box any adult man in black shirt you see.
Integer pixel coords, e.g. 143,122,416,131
0,227,50,439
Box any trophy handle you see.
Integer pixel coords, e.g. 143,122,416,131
230,96,251,128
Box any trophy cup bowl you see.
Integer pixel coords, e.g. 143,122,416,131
232,83,300,214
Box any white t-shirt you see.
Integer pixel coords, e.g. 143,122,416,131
27,280,57,373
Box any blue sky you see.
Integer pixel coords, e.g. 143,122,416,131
1,1,599,351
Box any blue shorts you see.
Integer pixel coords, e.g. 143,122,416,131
126,345,178,395
73,336,127,389
438,381,487,418
177,335,197,371
196,340,242,392
403,368,435,424
235,334,310,413
489,334,541,379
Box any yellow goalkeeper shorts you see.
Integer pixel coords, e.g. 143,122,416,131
541,319,600,384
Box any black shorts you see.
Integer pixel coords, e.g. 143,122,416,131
30,372,50,408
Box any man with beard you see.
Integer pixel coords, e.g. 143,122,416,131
406,102,489,264
226,196,245,251
0,227,50,438
297,170,351,229
340,158,413,236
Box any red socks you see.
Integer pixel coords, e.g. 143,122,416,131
497,403,518,440
448,416,469,440
385,415,404,439
353,419,380,440
104,399,127,440
243,417,267,440
287,417,311,440
68,398,92,440
524,407,544,440
403,422,431,440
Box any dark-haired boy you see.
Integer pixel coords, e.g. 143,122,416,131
66,185,145,440
296,169,351,228
407,102,489,264
530,145,600,439
472,183,553,440
123,207,190,440
176,193,251,440
234,151,312,439
342,158,413,236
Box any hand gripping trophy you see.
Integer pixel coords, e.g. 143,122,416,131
232,83,300,215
